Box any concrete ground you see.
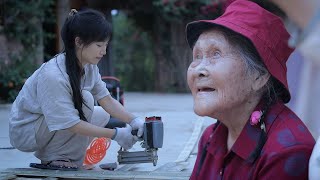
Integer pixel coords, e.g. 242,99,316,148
0,92,214,174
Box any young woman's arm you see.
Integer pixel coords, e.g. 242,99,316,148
98,95,145,137
98,95,135,123
68,120,116,138
68,117,136,150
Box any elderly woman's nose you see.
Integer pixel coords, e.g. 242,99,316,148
194,60,209,77
197,69,208,77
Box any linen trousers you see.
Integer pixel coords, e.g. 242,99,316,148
34,90,110,166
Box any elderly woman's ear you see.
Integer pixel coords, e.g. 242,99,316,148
252,72,270,92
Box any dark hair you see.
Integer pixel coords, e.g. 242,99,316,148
61,9,112,121
213,25,289,104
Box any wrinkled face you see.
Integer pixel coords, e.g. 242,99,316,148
187,29,256,117
76,39,109,66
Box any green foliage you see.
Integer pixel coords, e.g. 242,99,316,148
2,0,54,50
126,0,223,35
122,0,224,92
153,0,223,22
111,11,155,91
0,53,37,102
0,0,55,103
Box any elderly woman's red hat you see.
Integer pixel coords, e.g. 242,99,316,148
186,0,294,103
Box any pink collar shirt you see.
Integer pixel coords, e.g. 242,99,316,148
190,102,315,180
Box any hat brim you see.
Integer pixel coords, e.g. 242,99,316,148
186,20,219,49
185,20,291,103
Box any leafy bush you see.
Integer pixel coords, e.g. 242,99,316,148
2,0,54,51
0,53,37,102
0,0,54,103
112,11,155,91
153,0,223,22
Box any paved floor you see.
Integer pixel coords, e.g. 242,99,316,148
0,92,215,174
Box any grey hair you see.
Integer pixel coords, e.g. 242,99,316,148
237,44,279,104
212,25,284,104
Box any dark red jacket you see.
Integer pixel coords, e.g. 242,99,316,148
190,102,315,180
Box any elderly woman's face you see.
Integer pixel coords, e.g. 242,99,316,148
187,29,256,117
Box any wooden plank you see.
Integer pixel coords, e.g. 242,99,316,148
9,178,58,180
0,173,16,180
1,168,191,180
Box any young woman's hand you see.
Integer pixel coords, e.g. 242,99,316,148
129,117,145,138
112,126,137,150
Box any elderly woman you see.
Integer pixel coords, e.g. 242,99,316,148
186,0,315,179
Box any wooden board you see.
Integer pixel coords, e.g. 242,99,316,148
0,168,191,180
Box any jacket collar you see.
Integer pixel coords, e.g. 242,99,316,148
207,101,285,163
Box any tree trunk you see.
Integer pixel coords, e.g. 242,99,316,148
151,17,174,92
57,0,70,52
169,21,193,92
34,18,44,65
152,17,192,92
98,11,114,76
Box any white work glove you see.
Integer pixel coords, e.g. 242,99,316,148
112,126,136,150
129,117,144,138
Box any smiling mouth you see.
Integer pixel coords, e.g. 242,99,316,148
197,87,215,92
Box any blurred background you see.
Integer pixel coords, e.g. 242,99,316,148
0,0,319,139
0,0,225,103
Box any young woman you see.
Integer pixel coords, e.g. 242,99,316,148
9,9,144,170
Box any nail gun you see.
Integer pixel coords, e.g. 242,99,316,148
117,116,164,166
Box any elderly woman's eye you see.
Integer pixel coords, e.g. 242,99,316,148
213,51,221,57
206,50,221,58
193,54,202,60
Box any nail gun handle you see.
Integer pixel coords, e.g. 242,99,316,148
131,130,138,136
131,130,144,141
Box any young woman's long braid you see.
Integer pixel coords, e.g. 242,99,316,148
61,10,88,121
